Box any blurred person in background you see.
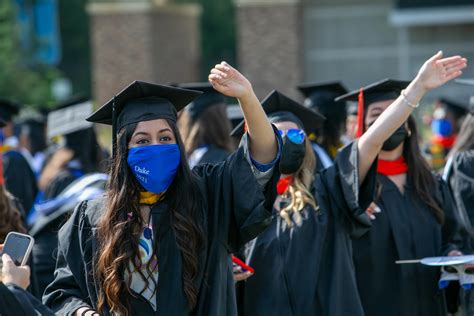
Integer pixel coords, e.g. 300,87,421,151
37,96,104,203
0,99,38,216
337,66,466,316
297,82,348,168
443,80,474,316
178,82,235,168
429,97,470,170
16,110,48,177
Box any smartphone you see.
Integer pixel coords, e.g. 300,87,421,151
232,255,254,274
1,232,35,266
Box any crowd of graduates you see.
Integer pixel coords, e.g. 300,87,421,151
0,51,473,316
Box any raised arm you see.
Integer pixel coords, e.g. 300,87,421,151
209,62,277,164
358,51,467,183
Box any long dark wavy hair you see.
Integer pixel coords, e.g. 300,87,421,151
96,119,205,315
374,116,444,224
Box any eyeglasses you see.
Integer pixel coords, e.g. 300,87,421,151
278,128,305,144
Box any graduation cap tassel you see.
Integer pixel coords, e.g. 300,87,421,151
112,96,118,158
356,88,364,138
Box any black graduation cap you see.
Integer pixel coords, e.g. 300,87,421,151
297,81,348,109
0,119,6,128
230,90,325,137
455,78,474,114
86,81,202,154
438,98,470,117
0,98,21,122
177,82,226,121
335,79,409,137
47,95,94,139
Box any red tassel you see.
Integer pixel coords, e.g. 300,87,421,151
277,176,293,195
356,88,364,138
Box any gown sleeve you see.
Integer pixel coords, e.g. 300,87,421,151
42,201,93,315
436,176,462,255
192,129,281,252
5,283,55,316
319,140,377,238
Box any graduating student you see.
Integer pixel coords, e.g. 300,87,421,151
0,99,38,214
17,111,48,176
444,79,474,252
43,62,280,315
38,96,103,201
337,76,465,316
235,51,466,316
429,97,471,170
177,82,234,168
297,81,348,164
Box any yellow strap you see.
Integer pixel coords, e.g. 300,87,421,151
139,191,163,205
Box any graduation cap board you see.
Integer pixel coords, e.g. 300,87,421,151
230,90,325,137
177,82,227,121
226,104,244,128
0,99,21,122
397,255,474,290
86,81,203,155
47,100,93,139
335,79,410,137
297,81,348,109
455,78,474,114
438,98,471,117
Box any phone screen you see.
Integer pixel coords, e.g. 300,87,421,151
3,234,32,266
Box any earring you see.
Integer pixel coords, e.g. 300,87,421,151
407,130,412,137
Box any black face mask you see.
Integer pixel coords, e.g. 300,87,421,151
279,136,306,174
382,125,408,151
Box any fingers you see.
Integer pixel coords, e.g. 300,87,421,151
445,60,468,73
210,68,228,80
444,70,463,83
234,271,253,282
427,50,443,63
2,253,13,266
439,55,465,66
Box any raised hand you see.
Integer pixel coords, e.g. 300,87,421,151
208,62,253,99
415,51,467,91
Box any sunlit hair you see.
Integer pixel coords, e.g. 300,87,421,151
448,113,474,159
96,119,205,315
0,187,26,243
279,138,318,227
179,104,234,156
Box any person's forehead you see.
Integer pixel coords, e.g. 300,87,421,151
274,120,300,130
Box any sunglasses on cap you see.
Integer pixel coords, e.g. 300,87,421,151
278,128,305,144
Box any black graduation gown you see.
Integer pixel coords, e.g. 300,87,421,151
197,145,230,165
446,150,474,252
3,150,38,213
0,283,54,316
237,141,377,316
30,202,75,297
352,174,460,316
43,145,278,315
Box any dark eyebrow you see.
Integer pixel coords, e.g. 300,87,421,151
158,128,172,133
132,131,150,137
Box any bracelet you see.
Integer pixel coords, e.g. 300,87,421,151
80,308,95,316
401,89,420,109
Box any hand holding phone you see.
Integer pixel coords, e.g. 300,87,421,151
1,253,31,289
1,232,35,266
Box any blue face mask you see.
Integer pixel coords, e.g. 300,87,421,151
432,119,453,136
127,144,181,194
